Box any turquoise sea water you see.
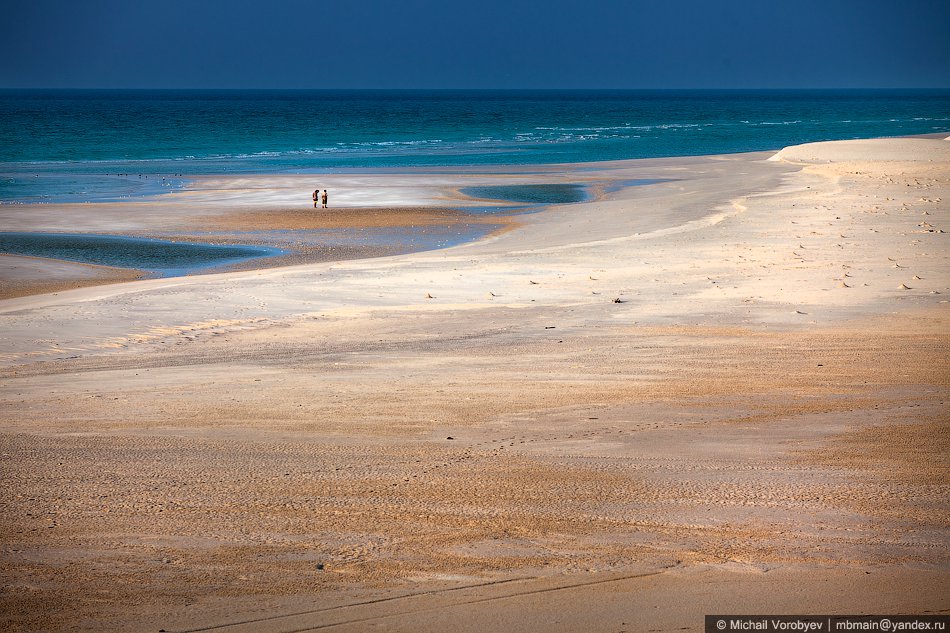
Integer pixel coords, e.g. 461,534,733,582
1,90,948,273
2,89,949,203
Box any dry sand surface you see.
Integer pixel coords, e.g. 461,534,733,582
0,137,948,632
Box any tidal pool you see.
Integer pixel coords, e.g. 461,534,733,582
460,183,590,206
0,232,283,276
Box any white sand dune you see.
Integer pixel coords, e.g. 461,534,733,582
769,136,950,163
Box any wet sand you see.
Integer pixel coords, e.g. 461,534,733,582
0,254,144,300
0,206,518,295
199,205,518,230
186,206,519,274
0,138,948,632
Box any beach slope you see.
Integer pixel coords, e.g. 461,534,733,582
0,137,947,632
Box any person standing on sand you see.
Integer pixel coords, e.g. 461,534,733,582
312,189,320,208
322,189,328,208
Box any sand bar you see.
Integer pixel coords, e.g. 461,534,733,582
0,138,947,632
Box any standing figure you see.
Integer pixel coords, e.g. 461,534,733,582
312,189,320,208
322,189,328,209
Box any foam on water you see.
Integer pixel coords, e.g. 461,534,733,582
2,89,948,205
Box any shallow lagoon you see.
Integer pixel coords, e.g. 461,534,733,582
460,183,589,206
0,232,282,276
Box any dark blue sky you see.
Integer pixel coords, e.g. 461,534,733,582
3,0,949,89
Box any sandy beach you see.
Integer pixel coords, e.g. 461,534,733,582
1,136,948,632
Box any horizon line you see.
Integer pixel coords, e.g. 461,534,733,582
3,86,950,92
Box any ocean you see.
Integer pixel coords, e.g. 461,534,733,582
2,89,949,275
2,89,949,204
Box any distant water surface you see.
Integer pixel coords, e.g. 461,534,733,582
1,89,948,203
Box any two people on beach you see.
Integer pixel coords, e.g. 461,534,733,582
312,189,328,209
